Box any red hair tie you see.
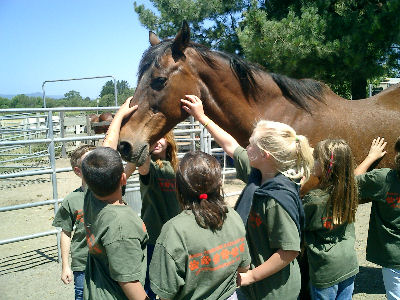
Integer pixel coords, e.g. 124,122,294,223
199,193,208,200
327,151,334,175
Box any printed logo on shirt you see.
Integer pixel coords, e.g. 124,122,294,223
386,192,400,208
75,209,84,224
321,216,333,229
157,178,176,192
248,211,262,228
188,237,246,275
84,225,102,255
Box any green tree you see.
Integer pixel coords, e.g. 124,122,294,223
239,1,400,99
134,0,248,54
11,94,41,108
63,90,83,107
99,80,115,98
0,97,11,108
99,80,135,106
134,0,400,99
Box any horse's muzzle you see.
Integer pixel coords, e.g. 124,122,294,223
118,141,149,166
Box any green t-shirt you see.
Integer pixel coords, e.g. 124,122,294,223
149,207,251,300
303,189,359,288
52,188,87,271
234,147,301,300
83,190,148,300
357,168,400,268
140,160,181,245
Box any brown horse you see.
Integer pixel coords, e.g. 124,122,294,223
119,21,400,169
90,112,114,134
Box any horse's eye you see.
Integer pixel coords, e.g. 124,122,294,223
150,77,167,91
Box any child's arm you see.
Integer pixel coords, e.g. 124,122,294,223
118,281,149,300
239,249,298,286
60,230,73,284
138,156,151,176
102,97,138,150
181,95,239,158
354,137,387,175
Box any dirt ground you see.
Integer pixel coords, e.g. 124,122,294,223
0,158,386,299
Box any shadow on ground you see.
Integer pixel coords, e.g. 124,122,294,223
354,266,385,295
0,245,57,276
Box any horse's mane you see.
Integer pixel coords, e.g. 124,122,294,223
138,40,326,112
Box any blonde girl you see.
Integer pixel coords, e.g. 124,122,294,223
181,94,314,300
303,139,359,299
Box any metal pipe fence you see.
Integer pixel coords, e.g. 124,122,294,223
0,107,241,263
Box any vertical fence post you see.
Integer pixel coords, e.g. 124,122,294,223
60,111,67,158
189,116,195,151
200,126,205,152
47,111,61,262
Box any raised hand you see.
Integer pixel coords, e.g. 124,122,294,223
367,137,387,161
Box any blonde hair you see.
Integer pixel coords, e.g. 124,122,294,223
153,130,178,172
251,120,314,182
314,139,358,227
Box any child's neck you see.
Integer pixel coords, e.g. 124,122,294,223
258,163,279,185
96,190,124,205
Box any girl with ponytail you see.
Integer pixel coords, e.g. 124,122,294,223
181,95,314,300
303,139,359,299
149,151,251,300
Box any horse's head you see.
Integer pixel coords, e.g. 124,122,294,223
118,22,201,165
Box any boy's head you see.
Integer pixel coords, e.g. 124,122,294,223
81,147,124,197
70,144,96,178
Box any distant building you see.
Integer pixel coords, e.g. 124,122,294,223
371,78,400,96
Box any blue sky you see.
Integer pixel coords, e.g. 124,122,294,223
0,0,156,99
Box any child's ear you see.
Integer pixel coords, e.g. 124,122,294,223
120,173,127,186
73,166,82,178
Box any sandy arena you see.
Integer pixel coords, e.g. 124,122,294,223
0,158,386,299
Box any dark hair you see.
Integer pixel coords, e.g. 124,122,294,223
70,144,96,169
314,139,358,227
395,136,400,172
81,147,124,197
176,151,227,231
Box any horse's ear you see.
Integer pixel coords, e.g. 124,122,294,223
172,21,190,61
149,31,161,46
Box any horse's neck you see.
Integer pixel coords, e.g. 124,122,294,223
197,63,305,146
197,65,260,146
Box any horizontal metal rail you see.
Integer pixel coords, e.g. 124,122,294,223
0,230,59,246
0,199,64,212
0,107,119,113
0,167,72,179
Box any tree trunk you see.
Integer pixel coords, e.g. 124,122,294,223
351,77,367,100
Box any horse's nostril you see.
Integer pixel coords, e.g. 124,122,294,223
118,141,132,159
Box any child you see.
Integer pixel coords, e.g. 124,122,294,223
81,101,148,299
52,144,95,300
81,147,149,300
149,151,251,299
181,95,313,299
303,139,359,299
355,136,400,300
103,97,181,299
